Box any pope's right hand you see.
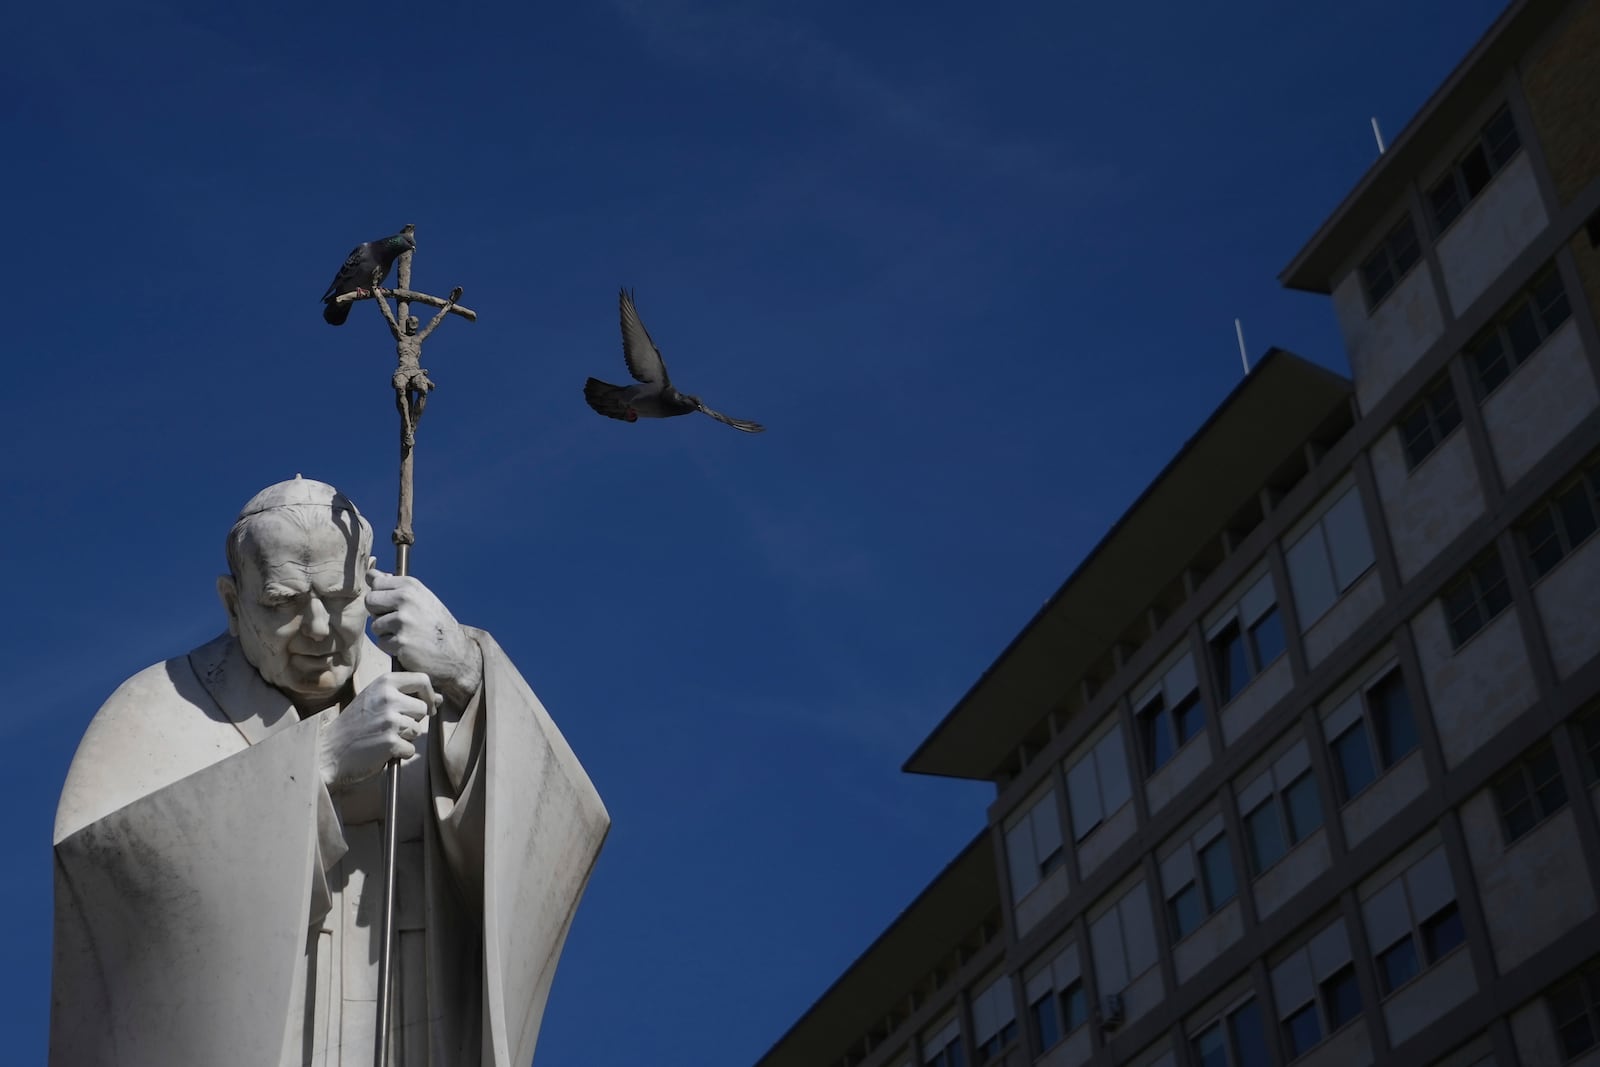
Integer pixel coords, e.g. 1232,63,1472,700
318,672,441,788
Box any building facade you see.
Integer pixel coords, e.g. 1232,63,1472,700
753,1,1600,1066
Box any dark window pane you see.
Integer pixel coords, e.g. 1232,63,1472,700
1199,836,1237,907
1525,509,1566,577
1228,999,1272,1067
1170,882,1204,939
1332,724,1377,801
1557,482,1598,548
1174,693,1205,745
1141,698,1173,773
1421,902,1465,961
1476,553,1512,619
1558,1013,1597,1059
1533,272,1571,332
1370,673,1417,767
1579,712,1600,780
1245,802,1286,875
1283,1002,1322,1058
1429,177,1463,233
1389,218,1421,275
1401,405,1436,467
1377,935,1420,995
1505,302,1542,362
1495,771,1536,841
1531,746,1568,815
1061,981,1087,1031
1194,1024,1228,1067
1284,773,1324,843
1361,250,1395,306
1321,965,1362,1030
1443,577,1484,647
1031,995,1060,1052
1471,332,1511,396
1250,607,1286,668
1484,108,1521,168
1214,622,1249,703
1431,378,1462,436
1460,143,1493,197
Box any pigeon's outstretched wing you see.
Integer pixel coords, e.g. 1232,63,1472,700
584,377,639,422
695,399,765,433
619,289,669,385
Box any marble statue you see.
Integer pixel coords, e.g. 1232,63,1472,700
49,477,609,1066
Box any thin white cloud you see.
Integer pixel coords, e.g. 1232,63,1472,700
607,0,1113,190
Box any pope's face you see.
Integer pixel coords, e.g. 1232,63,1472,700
223,514,369,710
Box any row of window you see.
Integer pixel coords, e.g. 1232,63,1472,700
1358,104,1524,310
1396,263,1573,474
929,703,1600,1067
1441,453,1600,651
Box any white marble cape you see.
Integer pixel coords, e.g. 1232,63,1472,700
49,627,609,1066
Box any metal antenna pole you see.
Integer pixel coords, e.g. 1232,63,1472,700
332,225,476,1066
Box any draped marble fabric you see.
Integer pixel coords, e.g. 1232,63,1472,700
50,627,608,1066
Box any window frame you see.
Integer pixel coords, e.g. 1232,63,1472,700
1023,944,1087,1056
1206,570,1286,706
1284,483,1376,628
1425,104,1522,235
1325,666,1419,804
1491,742,1568,845
1397,372,1464,471
1467,266,1573,400
1161,816,1238,942
1237,743,1324,878
1358,214,1423,311
1192,996,1271,1067
1362,847,1465,1001
1518,458,1600,582
1439,549,1512,650
1545,962,1600,1060
1133,652,1207,778
1004,787,1066,904
1271,918,1362,1061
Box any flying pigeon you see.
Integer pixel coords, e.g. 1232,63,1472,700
320,230,416,325
583,289,765,433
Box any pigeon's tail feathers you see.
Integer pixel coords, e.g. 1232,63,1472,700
695,400,765,433
584,377,639,422
323,300,352,326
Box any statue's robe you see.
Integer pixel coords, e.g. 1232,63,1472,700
49,627,609,1067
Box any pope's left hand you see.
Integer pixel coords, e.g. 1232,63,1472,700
365,560,484,709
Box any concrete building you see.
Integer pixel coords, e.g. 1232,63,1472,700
752,1,1600,1066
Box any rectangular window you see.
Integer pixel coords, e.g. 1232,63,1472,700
1066,727,1132,841
1023,945,1085,1055
1398,373,1463,470
1321,965,1361,1030
1577,705,1600,782
1134,652,1206,776
922,1019,964,1067
1238,743,1322,877
1440,550,1512,649
1161,817,1236,941
1362,846,1462,998
1546,962,1600,1059
1519,457,1600,581
1193,998,1270,1067
1208,571,1286,704
1469,266,1573,399
1090,882,1157,996
1359,215,1422,309
1271,916,1359,1056
971,975,1017,1064
1426,105,1522,233
1005,790,1065,903
1492,743,1568,843
1285,485,1375,626
1325,667,1418,803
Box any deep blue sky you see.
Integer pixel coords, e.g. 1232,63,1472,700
3,1,1509,1063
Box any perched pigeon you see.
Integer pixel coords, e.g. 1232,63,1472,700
583,289,765,433
320,230,416,325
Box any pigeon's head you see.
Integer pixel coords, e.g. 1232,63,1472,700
387,232,417,254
